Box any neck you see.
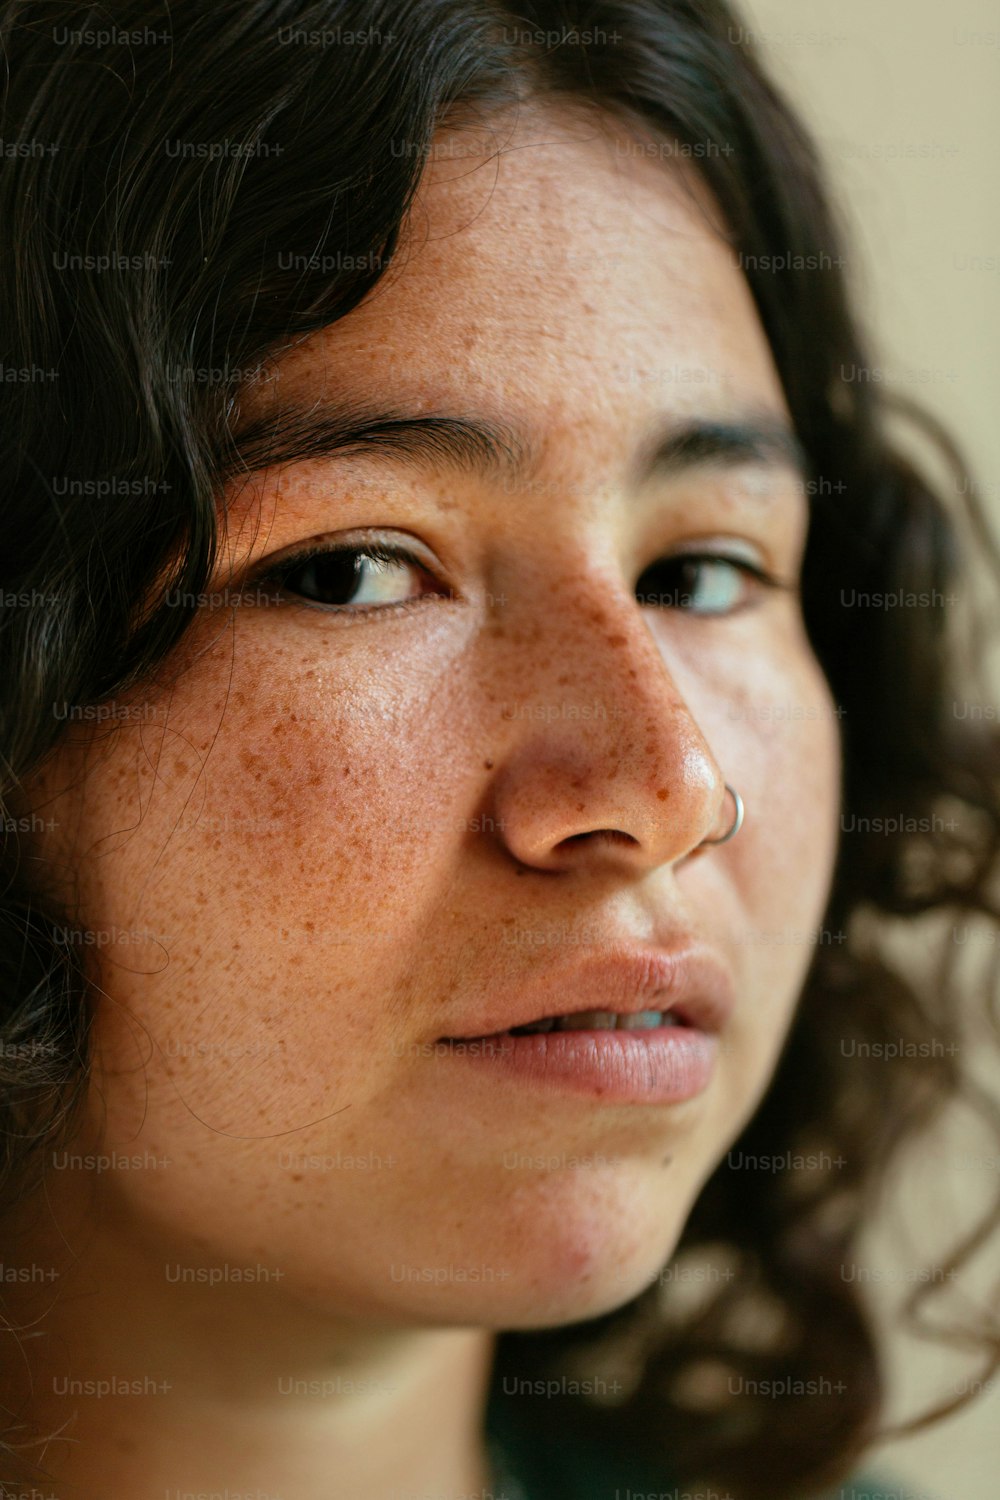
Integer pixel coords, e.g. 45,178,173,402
2,1191,498,1500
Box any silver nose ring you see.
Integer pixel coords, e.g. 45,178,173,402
699,783,744,846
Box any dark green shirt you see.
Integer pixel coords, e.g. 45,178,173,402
485,1390,918,1500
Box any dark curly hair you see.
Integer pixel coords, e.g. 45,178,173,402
1,1,998,1496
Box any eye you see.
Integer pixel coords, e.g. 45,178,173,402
635,552,784,615
259,538,448,613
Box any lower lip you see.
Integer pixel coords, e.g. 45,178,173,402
436,1026,718,1103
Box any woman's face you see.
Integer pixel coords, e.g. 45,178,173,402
32,105,840,1328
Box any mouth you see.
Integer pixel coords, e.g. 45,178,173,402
428,944,730,1103
450,1006,695,1040
436,944,732,1046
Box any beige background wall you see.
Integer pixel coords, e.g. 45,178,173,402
743,0,999,499
738,2,999,1496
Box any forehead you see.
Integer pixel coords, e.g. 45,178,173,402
246,100,789,457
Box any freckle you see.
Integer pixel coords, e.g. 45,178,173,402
656,788,670,801
575,803,585,812
607,634,626,647
290,1174,303,1183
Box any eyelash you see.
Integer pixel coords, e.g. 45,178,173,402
637,552,786,611
251,538,790,618
254,540,443,617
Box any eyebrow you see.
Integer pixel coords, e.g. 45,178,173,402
223,396,808,492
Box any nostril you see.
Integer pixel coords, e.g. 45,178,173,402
558,829,639,850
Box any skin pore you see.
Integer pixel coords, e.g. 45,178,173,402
8,102,841,1498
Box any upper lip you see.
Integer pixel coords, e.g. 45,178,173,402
439,942,736,1039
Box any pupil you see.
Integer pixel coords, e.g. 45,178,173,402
295,552,362,605
639,557,703,607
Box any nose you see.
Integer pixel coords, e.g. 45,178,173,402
486,567,732,875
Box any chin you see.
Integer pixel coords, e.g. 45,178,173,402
384,1178,696,1331
483,1266,667,1332
397,1252,675,1332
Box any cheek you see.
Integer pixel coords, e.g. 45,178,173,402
43,620,472,1125
735,628,842,927
656,599,841,924
703,623,842,1124
79,621,451,899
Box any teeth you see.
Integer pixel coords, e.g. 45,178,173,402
554,1010,619,1031
618,1010,668,1030
510,1009,682,1035
509,1016,556,1035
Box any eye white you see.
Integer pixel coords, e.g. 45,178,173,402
686,559,748,612
295,551,422,608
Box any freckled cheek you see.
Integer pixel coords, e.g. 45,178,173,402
717,642,840,1059
734,633,841,861
750,710,839,868
143,646,469,912
217,721,447,860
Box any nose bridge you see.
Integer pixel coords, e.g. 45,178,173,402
499,563,708,766
486,561,725,868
